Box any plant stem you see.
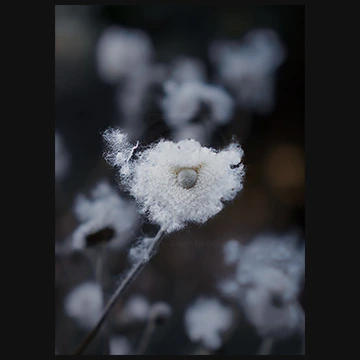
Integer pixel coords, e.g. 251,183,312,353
72,228,165,355
95,245,110,355
298,306,305,355
257,337,274,355
136,317,156,355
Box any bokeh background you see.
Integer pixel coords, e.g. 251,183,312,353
55,5,304,355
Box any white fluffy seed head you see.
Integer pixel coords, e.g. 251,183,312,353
103,130,245,233
64,282,103,329
184,297,233,350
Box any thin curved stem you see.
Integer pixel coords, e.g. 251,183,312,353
136,318,156,355
72,228,165,355
298,306,305,355
257,337,274,355
95,245,110,355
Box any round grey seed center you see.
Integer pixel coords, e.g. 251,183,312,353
177,168,198,189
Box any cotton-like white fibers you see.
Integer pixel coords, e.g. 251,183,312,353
103,129,245,233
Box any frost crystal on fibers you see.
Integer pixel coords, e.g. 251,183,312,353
64,282,103,329
103,129,245,233
72,181,138,250
184,297,233,350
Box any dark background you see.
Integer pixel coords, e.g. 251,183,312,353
55,5,304,355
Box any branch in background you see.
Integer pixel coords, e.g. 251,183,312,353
72,228,165,355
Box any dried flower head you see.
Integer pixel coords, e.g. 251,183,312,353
103,129,245,233
184,297,233,350
71,181,138,250
64,281,103,329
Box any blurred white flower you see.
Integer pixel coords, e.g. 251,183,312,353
161,81,235,129
210,28,286,114
223,239,242,265
103,129,245,233
71,181,138,250
118,295,151,325
96,26,154,84
109,336,132,355
240,267,302,338
219,232,304,338
169,56,206,84
64,281,103,329
236,232,304,286
55,132,70,183
148,302,172,325
115,66,153,140
96,26,156,139
184,297,233,350
171,123,213,145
